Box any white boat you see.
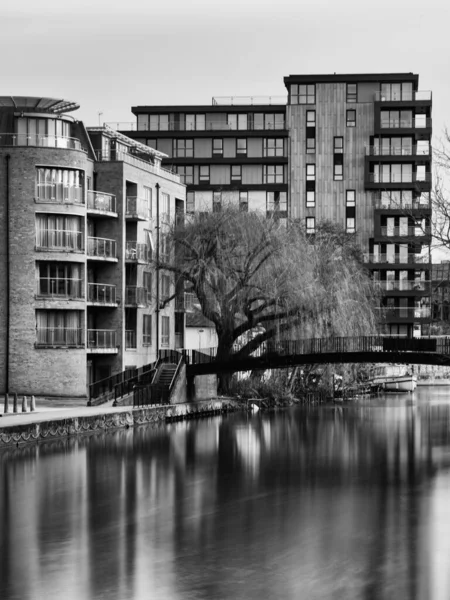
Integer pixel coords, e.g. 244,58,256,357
369,365,417,392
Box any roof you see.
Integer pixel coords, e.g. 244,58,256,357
284,73,419,86
186,310,215,328
86,124,167,159
0,96,79,114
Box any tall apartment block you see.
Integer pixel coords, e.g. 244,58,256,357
122,72,432,338
0,96,185,399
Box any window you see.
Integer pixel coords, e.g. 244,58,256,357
137,115,149,130
185,114,205,131
306,110,316,127
161,316,170,347
264,138,284,157
177,166,193,185
306,217,315,234
161,274,171,300
380,82,413,102
264,114,285,129
15,116,72,146
236,138,247,155
173,139,193,158
144,186,152,220
160,192,170,222
36,214,83,251
146,138,157,150
231,165,242,182
306,137,316,154
346,217,356,233
373,136,413,156
334,164,343,181
228,114,248,130
199,166,210,183
291,84,315,105
306,190,315,207
334,137,344,153
36,310,82,347
346,110,356,127
143,315,152,346
213,191,222,211
373,163,412,183
38,262,82,298
264,165,284,184
186,191,195,213
143,271,152,303
267,191,287,212
149,115,169,131
380,110,413,128
160,233,169,262
36,168,83,203
213,139,223,155
239,191,248,212
306,164,315,181
346,190,355,206
346,83,357,103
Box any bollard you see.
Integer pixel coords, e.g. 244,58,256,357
13,392,18,413
22,395,28,413
30,396,36,412
4,393,10,414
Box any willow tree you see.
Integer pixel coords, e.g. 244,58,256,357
162,207,379,371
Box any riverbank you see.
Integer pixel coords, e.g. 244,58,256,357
0,399,242,448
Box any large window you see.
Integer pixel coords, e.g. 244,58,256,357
186,191,195,213
36,168,83,203
143,314,152,346
149,115,169,131
186,114,205,131
380,82,413,101
38,262,82,298
264,165,284,184
291,84,315,104
143,271,152,303
236,138,247,155
144,186,152,220
36,214,83,251
15,117,74,147
36,310,82,347
160,192,170,222
380,110,413,128
264,138,284,157
228,114,248,130
161,274,171,300
253,114,285,130
267,191,287,212
161,316,170,347
373,137,413,156
177,166,193,184
173,139,193,158
373,164,413,183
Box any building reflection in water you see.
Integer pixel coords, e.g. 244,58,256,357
1,394,450,600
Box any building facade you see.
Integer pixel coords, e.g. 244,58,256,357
0,97,186,399
122,73,432,338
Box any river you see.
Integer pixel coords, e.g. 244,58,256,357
1,387,450,600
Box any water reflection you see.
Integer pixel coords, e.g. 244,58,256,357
1,392,450,599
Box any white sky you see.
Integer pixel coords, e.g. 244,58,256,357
2,0,449,133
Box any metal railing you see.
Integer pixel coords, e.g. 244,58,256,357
87,190,116,213
87,283,117,304
125,286,149,306
37,278,83,298
379,226,431,237
369,173,431,183
36,230,83,252
364,254,430,264
380,118,432,129
36,327,83,346
125,330,137,349
125,242,149,262
87,329,117,349
376,281,430,292
125,196,149,219
132,120,286,132
94,150,181,184
379,307,432,319
87,237,117,259
373,199,431,210
36,183,83,204
374,91,432,102
0,133,83,149
365,145,430,156
212,95,287,105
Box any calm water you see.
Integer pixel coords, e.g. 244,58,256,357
1,388,450,600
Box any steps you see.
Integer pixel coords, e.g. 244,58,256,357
155,363,177,387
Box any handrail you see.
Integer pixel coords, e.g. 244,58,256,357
169,353,184,392
0,133,83,149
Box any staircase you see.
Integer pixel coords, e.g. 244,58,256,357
154,363,177,387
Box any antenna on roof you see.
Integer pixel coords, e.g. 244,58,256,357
98,111,103,126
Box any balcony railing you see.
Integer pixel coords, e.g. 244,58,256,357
376,281,430,292
373,198,431,210
126,196,149,220
37,278,83,298
378,307,432,319
94,150,181,184
0,133,83,150
364,254,431,264
129,121,286,132
87,190,116,214
212,95,287,105
379,226,431,237
369,173,431,184
125,286,149,306
36,183,83,204
125,242,149,262
125,330,137,349
374,91,432,102
87,237,117,260
36,230,84,252
36,327,83,347
380,118,432,129
88,283,117,304
365,145,430,156
87,329,117,349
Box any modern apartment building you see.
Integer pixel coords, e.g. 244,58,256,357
121,72,432,338
0,96,186,399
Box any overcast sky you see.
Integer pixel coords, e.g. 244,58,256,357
2,0,449,135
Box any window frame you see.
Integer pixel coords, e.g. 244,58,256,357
236,138,247,155
212,138,223,156
346,83,357,103
346,190,356,207
306,217,316,234
143,314,152,346
306,164,316,181
346,110,356,127
199,165,210,183
231,165,242,182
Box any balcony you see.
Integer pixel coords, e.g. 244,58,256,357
125,330,137,349
374,91,432,102
36,327,83,347
87,329,118,353
0,133,83,150
36,230,84,252
373,198,431,211
366,172,431,190
378,307,432,320
125,286,149,307
125,120,287,132
36,183,83,204
379,226,431,238
87,283,117,306
125,196,149,220
87,191,117,216
377,117,432,133
87,237,117,261
364,254,430,265
376,281,430,292
365,145,430,157
37,278,83,299
125,242,150,263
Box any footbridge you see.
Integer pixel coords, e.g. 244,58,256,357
184,336,450,377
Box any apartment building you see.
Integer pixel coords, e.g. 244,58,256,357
0,96,185,399
121,72,432,338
